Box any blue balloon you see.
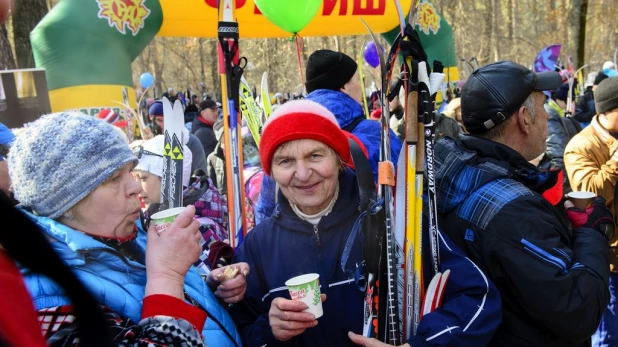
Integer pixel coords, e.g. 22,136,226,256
140,72,154,88
363,41,381,68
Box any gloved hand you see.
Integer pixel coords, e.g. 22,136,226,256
565,197,615,241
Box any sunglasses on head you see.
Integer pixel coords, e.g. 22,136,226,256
133,145,163,159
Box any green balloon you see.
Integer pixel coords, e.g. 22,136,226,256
255,0,321,34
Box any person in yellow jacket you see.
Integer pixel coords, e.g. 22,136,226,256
564,76,618,347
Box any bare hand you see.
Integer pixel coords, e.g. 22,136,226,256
145,205,201,298
269,294,326,341
206,263,250,304
348,331,412,347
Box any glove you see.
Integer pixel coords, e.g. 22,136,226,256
566,197,615,241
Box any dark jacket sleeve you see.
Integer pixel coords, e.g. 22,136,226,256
546,113,568,170
408,231,501,347
574,94,595,124
193,128,218,158
482,196,609,342
229,229,292,347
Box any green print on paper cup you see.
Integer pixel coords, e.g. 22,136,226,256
285,273,323,318
151,207,186,234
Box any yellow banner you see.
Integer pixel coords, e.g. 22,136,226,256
49,85,137,115
158,0,413,38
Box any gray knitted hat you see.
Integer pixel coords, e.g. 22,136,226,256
595,77,618,114
8,112,137,219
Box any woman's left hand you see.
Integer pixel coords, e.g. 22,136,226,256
206,263,250,304
348,332,411,347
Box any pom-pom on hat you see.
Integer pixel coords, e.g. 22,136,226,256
8,112,137,219
259,99,352,176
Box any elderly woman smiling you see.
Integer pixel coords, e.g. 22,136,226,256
8,113,244,346
229,100,502,347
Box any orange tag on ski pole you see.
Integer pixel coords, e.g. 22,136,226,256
378,161,395,186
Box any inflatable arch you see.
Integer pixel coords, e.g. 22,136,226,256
31,0,457,114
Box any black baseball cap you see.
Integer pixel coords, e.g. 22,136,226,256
462,61,562,134
199,100,221,111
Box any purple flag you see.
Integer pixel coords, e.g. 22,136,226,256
534,44,562,73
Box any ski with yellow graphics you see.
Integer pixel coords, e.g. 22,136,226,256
161,97,185,209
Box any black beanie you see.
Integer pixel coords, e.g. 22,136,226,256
594,72,609,86
552,83,570,102
305,49,358,94
595,77,618,114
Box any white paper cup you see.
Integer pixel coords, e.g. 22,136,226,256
285,273,323,319
567,191,596,210
151,207,186,234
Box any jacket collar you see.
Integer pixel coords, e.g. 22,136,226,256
591,115,617,145
459,135,558,193
306,89,364,129
20,208,146,268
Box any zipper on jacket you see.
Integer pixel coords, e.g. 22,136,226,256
314,225,321,247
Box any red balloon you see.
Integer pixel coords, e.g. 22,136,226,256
0,0,10,24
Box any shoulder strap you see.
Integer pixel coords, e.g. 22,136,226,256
349,138,375,211
342,117,364,133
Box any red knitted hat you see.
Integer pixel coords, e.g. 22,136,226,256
260,99,352,176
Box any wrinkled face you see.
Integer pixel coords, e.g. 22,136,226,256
341,70,363,104
271,139,340,215
60,163,142,239
525,92,550,160
134,170,162,208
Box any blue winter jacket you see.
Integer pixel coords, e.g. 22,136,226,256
19,210,242,347
255,90,403,224
231,169,502,346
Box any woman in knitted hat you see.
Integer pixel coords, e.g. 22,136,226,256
8,112,244,346
229,100,501,347
133,135,234,275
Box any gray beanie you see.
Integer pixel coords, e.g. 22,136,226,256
595,77,618,114
8,112,137,219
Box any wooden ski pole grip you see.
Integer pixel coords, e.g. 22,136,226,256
406,91,418,144
416,120,425,172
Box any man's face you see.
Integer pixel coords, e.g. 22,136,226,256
340,70,363,104
600,108,618,132
525,92,550,160
200,107,219,123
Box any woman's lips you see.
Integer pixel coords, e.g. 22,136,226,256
294,182,320,192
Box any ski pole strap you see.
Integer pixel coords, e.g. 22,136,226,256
349,137,376,212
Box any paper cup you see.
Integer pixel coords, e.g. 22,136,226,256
567,191,596,210
285,273,323,319
151,207,186,234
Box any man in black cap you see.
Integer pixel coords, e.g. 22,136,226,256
304,49,402,180
192,99,221,157
433,61,613,346
565,77,618,347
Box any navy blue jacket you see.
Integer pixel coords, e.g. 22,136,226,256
231,169,501,346
434,135,610,347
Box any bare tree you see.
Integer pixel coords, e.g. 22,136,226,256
11,0,48,68
0,23,16,70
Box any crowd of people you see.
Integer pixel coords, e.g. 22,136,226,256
1,47,618,347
